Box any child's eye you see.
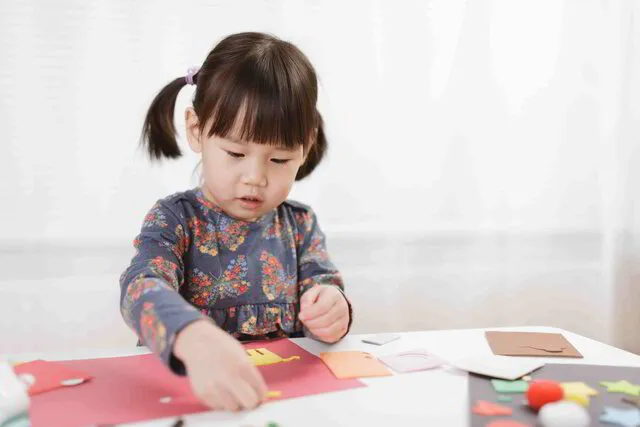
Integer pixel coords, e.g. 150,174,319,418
225,151,244,158
271,158,290,164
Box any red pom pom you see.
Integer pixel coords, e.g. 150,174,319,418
526,380,564,410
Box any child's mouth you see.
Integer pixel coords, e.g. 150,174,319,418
238,196,263,209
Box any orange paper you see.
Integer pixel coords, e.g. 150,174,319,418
320,351,392,379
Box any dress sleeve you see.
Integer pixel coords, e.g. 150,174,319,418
295,208,353,337
119,200,204,374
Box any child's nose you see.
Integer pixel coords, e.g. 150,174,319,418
242,160,267,187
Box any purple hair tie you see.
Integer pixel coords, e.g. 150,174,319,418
185,66,200,85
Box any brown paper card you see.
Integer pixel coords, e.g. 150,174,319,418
623,396,640,408
485,331,583,358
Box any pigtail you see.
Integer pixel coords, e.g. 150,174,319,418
140,76,191,160
296,110,327,181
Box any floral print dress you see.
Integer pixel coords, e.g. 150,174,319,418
119,188,351,374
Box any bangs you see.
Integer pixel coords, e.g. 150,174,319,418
195,42,318,150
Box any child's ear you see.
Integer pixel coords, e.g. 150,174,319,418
301,128,318,162
185,107,203,154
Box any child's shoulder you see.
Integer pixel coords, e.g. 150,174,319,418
280,199,320,229
281,199,313,213
154,189,194,207
147,189,199,218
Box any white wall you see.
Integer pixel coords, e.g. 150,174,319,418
0,0,630,241
1,0,639,354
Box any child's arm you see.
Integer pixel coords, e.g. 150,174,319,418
294,208,353,342
120,200,267,409
119,199,204,374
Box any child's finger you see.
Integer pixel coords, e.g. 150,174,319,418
218,386,241,412
301,299,343,329
299,286,325,320
241,363,268,400
300,289,334,321
199,387,224,410
312,314,349,340
300,285,323,310
230,379,261,410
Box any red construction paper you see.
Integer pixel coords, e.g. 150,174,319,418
28,339,365,427
13,360,93,396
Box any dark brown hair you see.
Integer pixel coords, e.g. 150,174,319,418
141,32,326,180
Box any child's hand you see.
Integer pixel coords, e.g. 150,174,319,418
173,320,268,411
299,285,350,343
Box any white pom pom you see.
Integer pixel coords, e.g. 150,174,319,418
538,401,590,427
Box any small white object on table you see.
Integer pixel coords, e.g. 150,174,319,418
4,326,640,427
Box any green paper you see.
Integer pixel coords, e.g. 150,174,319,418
600,380,640,396
491,379,529,393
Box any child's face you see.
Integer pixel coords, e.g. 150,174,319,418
186,108,306,221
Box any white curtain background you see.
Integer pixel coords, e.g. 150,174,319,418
1,0,639,354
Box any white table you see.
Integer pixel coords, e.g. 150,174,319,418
7,326,640,427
